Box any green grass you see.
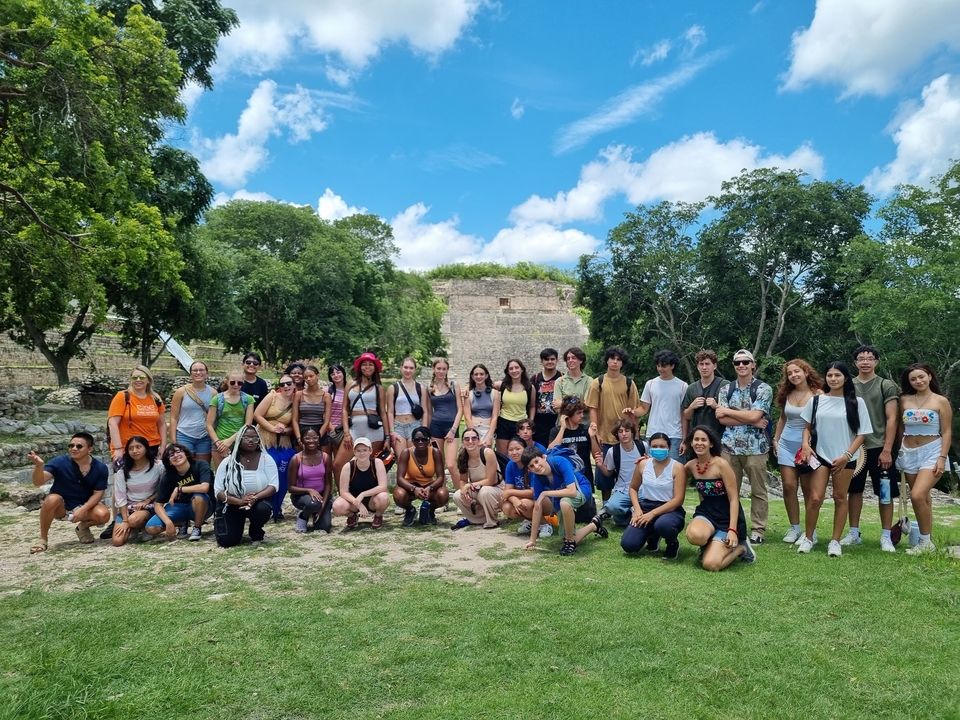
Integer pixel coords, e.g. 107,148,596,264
1,499,958,720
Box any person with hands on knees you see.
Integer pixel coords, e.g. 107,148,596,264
394,426,448,527
287,427,333,534
144,444,213,541
112,436,163,547
451,427,503,530
28,433,110,554
501,436,537,534
213,425,278,547
796,362,872,558
619,432,687,559
332,436,390,530
521,445,592,556
684,426,756,570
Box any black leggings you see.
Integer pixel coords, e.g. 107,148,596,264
215,500,272,547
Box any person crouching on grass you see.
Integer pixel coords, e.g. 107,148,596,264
521,446,592,556
394,426,448,527
332,436,390,530
501,436,538,535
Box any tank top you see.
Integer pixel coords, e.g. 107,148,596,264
348,461,377,496
902,408,940,436
695,477,726,497
329,387,344,429
348,384,379,417
641,458,678,502
466,460,487,483
393,381,419,416
215,396,247,439
500,387,528,422
781,401,807,441
295,452,327,493
470,388,494,420
430,385,457,424
260,393,294,450
177,385,214,439
405,448,436,486
298,393,326,426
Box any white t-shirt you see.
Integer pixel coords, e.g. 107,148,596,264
640,376,688,438
800,395,873,462
604,442,642,494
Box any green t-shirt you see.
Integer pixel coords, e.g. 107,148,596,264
853,375,899,449
556,373,592,403
213,394,249,439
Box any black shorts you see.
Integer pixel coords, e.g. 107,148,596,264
849,446,900,497
815,454,856,471
496,417,521,440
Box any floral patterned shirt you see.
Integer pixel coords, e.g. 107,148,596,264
718,379,773,456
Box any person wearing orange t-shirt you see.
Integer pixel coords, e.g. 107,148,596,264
108,365,167,464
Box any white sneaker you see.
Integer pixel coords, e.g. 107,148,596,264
839,531,862,546
880,536,896,553
794,529,818,546
906,539,936,555
782,527,803,544
827,540,842,557
538,523,554,539
393,505,406,516
518,520,532,535
796,537,815,554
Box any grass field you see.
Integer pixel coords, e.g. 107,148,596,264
1,493,958,720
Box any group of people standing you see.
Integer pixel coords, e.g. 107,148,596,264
28,344,952,567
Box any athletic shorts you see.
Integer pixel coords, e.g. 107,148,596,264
849,446,901,497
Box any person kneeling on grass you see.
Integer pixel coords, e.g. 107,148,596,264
144,444,213,541
619,432,687,559
501,436,540,536
28,433,111,554
332,437,390,530
213,425,278,547
521,446,592,556
394,426,448,527
684,425,756,570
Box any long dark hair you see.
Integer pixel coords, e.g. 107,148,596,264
122,435,157,479
823,361,859,434
685,425,722,457
468,363,493,392
456,427,483,474
327,363,346,395
500,358,531,392
900,363,942,396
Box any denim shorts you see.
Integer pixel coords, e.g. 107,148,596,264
176,431,212,455
145,496,213,527
393,419,420,441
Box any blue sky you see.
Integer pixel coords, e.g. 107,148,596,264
172,0,960,269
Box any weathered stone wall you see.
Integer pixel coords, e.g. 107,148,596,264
0,320,245,386
431,279,589,379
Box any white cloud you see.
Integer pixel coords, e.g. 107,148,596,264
211,189,277,207
783,0,960,97
682,25,706,55
866,74,960,194
480,224,600,264
179,81,204,114
421,143,503,172
631,40,672,67
317,188,366,221
512,134,824,224
195,81,360,187
510,97,525,119
555,51,723,153
215,0,484,81
390,203,484,270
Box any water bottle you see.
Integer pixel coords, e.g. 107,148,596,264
878,470,892,505
908,520,920,548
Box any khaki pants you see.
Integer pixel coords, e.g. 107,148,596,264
453,484,504,526
722,452,768,537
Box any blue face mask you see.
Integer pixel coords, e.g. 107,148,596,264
650,448,670,461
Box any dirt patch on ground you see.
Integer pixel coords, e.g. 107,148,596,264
0,504,538,595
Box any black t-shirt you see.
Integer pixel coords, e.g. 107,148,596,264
242,377,270,410
547,422,592,473
156,460,214,504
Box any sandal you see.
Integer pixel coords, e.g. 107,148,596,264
591,513,609,539
30,539,48,554
346,512,359,530
559,539,578,556
76,524,95,544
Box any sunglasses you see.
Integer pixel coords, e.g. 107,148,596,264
412,435,430,443
244,360,261,366
463,436,480,442
278,381,293,387
130,375,147,380
228,380,244,386
733,360,753,366
68,443,86,450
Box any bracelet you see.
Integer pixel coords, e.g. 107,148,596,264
844,451,853,460
727,528,737,534
940,455,948,459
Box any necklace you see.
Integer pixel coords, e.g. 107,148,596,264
695,458,712,475
913,392,933,406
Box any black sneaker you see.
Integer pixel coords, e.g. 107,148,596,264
403,506,417,527
418,500,432,525
663,541,680,560
559,539,578,556
646,539,660,553
99,521,114,540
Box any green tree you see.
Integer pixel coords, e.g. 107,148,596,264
0,0,187,384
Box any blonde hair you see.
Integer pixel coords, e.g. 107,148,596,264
128,364,161,402
430,358,450,394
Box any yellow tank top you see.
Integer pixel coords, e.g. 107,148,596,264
405,448,436,486
500,387,528,422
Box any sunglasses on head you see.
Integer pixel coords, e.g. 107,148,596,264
228,380,244,386
733,359,752,366
68,443,86,450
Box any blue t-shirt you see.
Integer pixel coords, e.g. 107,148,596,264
530,454,592,500
45,454,109,510
504,460,528,490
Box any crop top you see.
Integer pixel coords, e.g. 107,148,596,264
902,408,940,436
